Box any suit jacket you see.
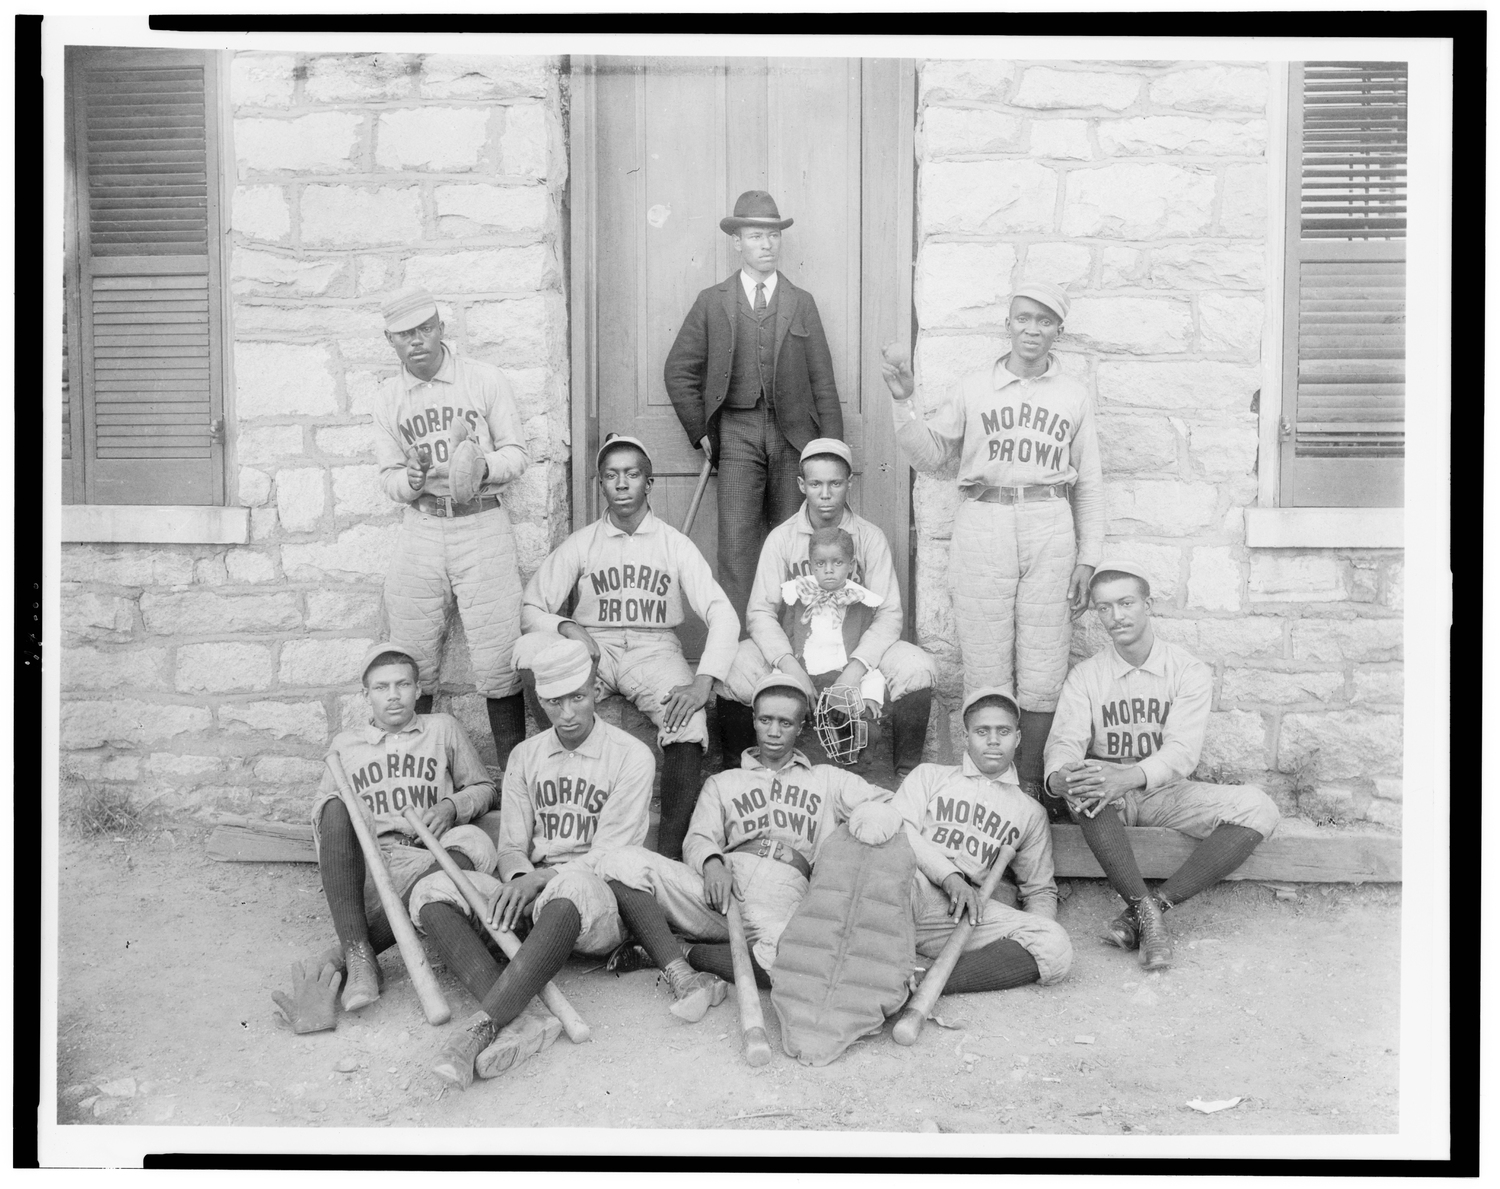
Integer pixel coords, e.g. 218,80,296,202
664,272,844,457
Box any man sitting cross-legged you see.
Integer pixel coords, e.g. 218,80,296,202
592,670,894,1019
408,637,653,1087
1044,561,1280,971
893,688,1073,997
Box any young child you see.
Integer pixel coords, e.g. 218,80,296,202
717,437,937,783
273,643,498,1034
779,526,885,719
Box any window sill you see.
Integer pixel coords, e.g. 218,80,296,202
62,505,250,545
1245,507,1403,549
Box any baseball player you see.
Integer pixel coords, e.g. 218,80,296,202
373,286,529,768
1045,562,1281,971
718,437,937,781
594,670,895,1006
273,643,498,1032
407,637,653,1088
513,433,739,862
893,688,1074,995
880,282,1103,798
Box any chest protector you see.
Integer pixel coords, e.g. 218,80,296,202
770,824,917,1066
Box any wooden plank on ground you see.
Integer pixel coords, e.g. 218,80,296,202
1050,824,1401,883
207,824,316,864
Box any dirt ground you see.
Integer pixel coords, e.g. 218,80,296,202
54,824,1400,1138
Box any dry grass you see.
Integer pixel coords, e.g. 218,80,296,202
61,769,162,839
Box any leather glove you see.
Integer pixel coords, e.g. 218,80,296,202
271,958,342,1034
447,419,488,504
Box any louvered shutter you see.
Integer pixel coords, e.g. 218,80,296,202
1279,61,1406,507
65,46,225,505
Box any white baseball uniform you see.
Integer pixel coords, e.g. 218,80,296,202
720,503,936,704
375,344,529,698
893,354,1103,709
409,716,653,954
594,748,891,970
313,713,499,920
516,509,739,749
1043,636,1280,839
892,758,1073,984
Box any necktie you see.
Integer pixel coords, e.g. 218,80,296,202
754,282,766,311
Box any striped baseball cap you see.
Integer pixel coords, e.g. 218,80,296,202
381,286,440,333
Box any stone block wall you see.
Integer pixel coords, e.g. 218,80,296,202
911,59,1403,825
59,53,571,819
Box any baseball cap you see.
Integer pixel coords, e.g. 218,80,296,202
799,437,853,469
530,637,596,699
753,669,816,704
961,686,1021,721
1090,560,1154,597
360,642,424,684
1011,280,1070,323
381,286,440,333
596,433,653,471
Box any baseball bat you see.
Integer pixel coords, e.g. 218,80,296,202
681,455,714,536
324,755,451,1026
401,807,591,1044
725,899,771,1066
892,856,1011,1046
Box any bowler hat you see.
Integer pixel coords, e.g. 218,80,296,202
721,190,794,234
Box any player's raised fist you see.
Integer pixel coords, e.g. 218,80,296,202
879,342,914,400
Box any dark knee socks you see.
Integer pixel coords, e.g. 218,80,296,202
890,688,933,779
656,743,702,861
419,900,507,1003
1016,709,1053,788
364,850,476,955
716,700,757,770
943,938,1040,994
687,942,771,989
317,799,369,949
486,693,527,770
1157,823,1264,907
1077,804,1151,902
608,882,684,970
478,899,580,1029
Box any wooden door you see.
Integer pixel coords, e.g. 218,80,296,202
570,56,915,655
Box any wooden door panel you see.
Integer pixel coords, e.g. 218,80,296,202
573,55,915,650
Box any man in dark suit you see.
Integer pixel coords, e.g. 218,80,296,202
664,190,844,627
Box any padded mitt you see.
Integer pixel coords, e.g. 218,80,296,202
770,824,918,1066
448,418,488,504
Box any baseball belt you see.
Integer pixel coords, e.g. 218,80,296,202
964,483,1068,504
729,837,812,880
413,493,502,519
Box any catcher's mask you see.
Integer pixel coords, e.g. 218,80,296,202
814,684,868,765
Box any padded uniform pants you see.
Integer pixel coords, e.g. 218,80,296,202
949,497,1076,712
383,503,524,698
